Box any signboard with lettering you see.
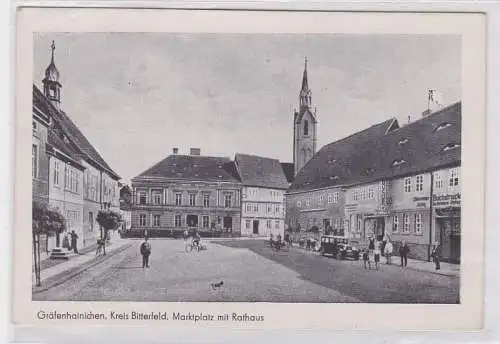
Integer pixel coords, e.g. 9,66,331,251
432,193,461,208
413,196,430,208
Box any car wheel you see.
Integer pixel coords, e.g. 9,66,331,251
336,252,342,260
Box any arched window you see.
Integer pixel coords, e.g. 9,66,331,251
304,120,309,136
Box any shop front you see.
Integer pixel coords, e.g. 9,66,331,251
433,193,461,263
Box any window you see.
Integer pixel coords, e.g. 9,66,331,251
435,174,443,189
75,172,79,193
304,120,309,136
275,205,280,215
153,191,162,205
353,189,358,201
203,216,210,229
89,212,94,231
415,175,424,192
267,205,272,213
275,220,280,229
415,213,422,234
403,214,410,233
153,215,161,227
32,144,38,178
266,220,272,229
138,191,147,205
224,195,232,208
189,193,196,206
449,168,459,187
32,121,37,134
443,143,461,152
367,188,374,199
305,199,310,207
327,194,333,204
297,200,302,207
356,215,362,233
392,215,399,233
253,204,259,212
174,215,182,227
246,204,252,212
203,194,210,207
139,214,147,227
436,122,452,131
175,193,182,206
53,161,60,185
245,220,251,229
404,177,412,193
319,195,324,203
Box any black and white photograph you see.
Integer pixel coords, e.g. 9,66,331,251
30,31,463,304
14,8,486,331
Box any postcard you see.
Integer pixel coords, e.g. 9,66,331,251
15,7,486,331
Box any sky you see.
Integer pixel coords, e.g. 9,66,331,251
33,33,461,182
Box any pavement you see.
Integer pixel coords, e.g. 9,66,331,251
32,237,133,293
33,238,459,303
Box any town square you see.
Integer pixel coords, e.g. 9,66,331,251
32,33,461,303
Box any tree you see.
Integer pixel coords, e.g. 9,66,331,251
96,209,122,255
32,201,66,286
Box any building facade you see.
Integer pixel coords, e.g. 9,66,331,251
234,154,288,237
33,41,121,251
32,88,51,206
286,187,345,235
131,149,242,237
286,101,461,262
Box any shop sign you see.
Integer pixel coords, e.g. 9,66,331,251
344,203,358,212
413,196,430,208
433,193,461,208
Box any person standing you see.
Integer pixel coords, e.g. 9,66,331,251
140,237,152,268
70,230,79,254
431,244,442,270
399,240,409,268
374,238,382,271
384,239,393,265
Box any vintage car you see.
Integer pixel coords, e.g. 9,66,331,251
319,235,360,260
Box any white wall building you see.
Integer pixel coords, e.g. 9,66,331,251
234,154,289,237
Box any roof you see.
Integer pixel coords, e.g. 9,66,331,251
234,154,289,190
134,154,241,183
289,117,399,192
289,102,461,192
280,162,295,184
33,85,120,180
47,129,82,166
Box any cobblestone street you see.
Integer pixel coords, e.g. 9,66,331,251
33,238,459,303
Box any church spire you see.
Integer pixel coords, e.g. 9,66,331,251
42,40,62,110
299,56,312,109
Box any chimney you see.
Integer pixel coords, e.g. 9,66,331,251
190,148,201,156
172,147,179,155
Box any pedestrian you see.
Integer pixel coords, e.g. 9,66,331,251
431,244,442,270
384,239,393,265
140,236,152,268
362,249,371,270
374,239,381,271
399,240,410,268
70,230,79,254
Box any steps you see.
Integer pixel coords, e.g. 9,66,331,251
49,247,70,260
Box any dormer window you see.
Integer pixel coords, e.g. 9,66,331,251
436,122,452,131
327,159,337,164
398,138,409,145
329,176,339,180
443,143,461,152
392,159,407,167
365,168,375,175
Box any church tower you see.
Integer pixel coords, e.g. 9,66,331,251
42,40,62,111
293,57,318,176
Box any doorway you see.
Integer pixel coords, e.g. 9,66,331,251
253,220,259,235
186,215,198,228
223,216,232,232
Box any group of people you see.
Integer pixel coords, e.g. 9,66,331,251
362,235,410,271
362,234,442,271
62,230,80,254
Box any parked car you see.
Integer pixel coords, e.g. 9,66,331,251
319,235,360,260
